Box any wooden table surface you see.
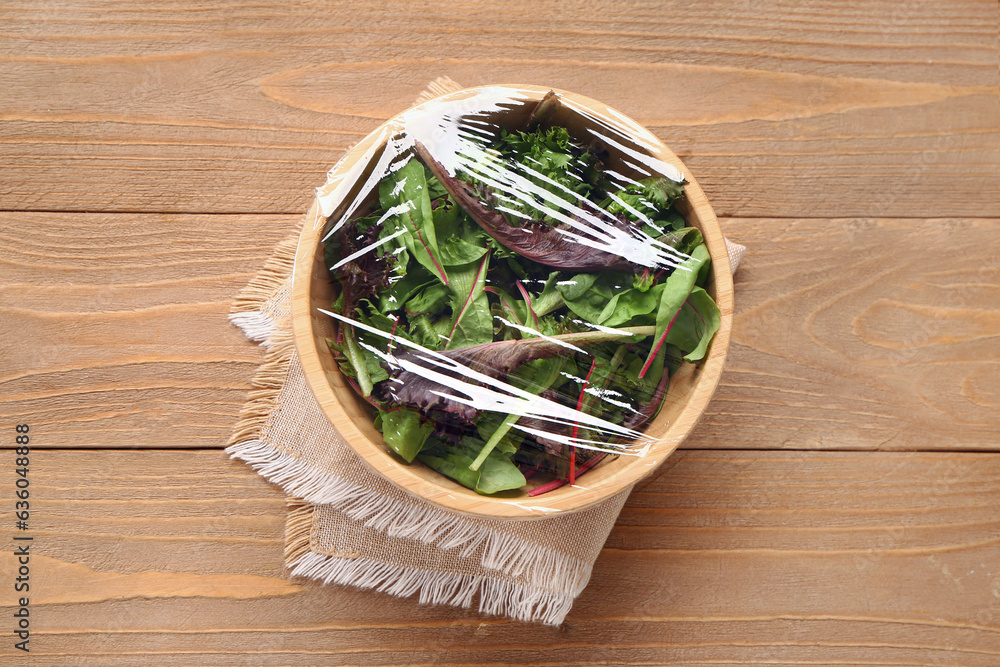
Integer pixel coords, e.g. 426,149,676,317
2,2,998,665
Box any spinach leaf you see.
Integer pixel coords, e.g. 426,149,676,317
432,196,491,266
659,208,686,232
378,157,449,285
598,283,665,327
379,408,434,463
530,272,564,318
379,270,432,313
407,313,451,351
554,273,596,302
439,236,489,266
557,272,628,322
418,438,526,495
639,243,710,377
475,454,527,494
696,253,712,287
622,343,666,405
417,446,481,490
661,227,704,256
448,293,493,349
665,286,721,362
445,254,493,349
475,413,521,456
486,285,527,329
405,283,451,316
425,167,448,200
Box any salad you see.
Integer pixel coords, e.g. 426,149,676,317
322,94,720,496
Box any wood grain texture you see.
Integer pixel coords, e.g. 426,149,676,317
1,449,998,665
1,1,997,217
3,212,996,451
690,216,1000,451
1,2,998,663
0,211,299,447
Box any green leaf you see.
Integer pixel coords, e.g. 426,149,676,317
352,301,399,385
425,167,448,200
470,412,522,471
659,208,687,232
475,454,527,495
475,414,521,456
488,285,527,327
445,255,493,349
431,194,491,259
378,157,449,285
640,244,710,376
417,440,526,495
665,286,721,362
661,227,704,256
530,272,564,318
598,283,665,327
448,293,494,349
418,449,482,490
431,195,463,238
342,326,373,396
407,313,450,350
379,271,431,313
632,269,656,292
438,236,489,266
557,272,628,322
405,283,451,316
380,408,434,463
696,253,712,287
354,299,396,331
555,273,597,302
600,177,686,227
622,343,667,404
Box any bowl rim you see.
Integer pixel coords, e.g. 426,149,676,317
292,84,733,519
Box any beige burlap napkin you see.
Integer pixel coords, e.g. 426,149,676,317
226,79,746,625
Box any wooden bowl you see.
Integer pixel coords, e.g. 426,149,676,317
292,85,733,519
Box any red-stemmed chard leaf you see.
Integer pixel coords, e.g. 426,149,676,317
639,243,710,377
527,362,670,497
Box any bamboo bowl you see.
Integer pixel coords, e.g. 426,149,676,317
292,85,733,519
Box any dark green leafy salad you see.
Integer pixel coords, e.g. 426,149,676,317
323,112,720,496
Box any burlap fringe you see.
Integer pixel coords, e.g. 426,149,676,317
230,232,297,315
225,438,595,600
225,226,300,449
224,319,295,449
288,551,574,626
228,232,299,343
284,498,315,566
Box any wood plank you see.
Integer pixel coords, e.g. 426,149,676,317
1,1,997,217
689,216,1000,451
2,212,997,451
1,449,998,665
0,212,299,448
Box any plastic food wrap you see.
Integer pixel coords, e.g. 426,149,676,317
312,87,721,497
